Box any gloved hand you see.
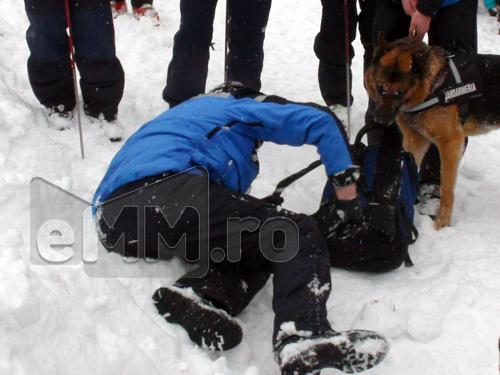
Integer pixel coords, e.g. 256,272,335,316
312,167,365,240
313,195,365,240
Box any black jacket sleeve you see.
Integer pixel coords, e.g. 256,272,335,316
416,0,446,17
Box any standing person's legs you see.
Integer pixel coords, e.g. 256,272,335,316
315,0,358,107
163,0,218,107
71,0,124,121
25,0,75,112
419,0,479,187
225,0,272,91
358,0,377,74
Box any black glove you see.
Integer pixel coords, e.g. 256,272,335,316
312,166,365,240
313,195,365,240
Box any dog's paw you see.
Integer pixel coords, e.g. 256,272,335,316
433,211,451,230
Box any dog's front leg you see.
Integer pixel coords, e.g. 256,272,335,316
433,135,465,230
400,125,431,166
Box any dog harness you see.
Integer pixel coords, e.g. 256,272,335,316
401,56,481,123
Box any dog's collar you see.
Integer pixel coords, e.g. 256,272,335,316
401,56,479,115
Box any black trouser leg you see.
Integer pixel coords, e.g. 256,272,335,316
72,3,124,120
97,173,333,340
180,178,332,339
25,0,124,120
419,0,478,184
163,0,218,107
25,2,75,111
358,0,377,73
176,263,271,316
315,0,357,107
225,0,272,92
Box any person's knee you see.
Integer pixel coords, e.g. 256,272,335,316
294,214,328,252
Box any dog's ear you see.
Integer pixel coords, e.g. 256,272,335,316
371,32,390,62
411,48,431,79
377,32,390,54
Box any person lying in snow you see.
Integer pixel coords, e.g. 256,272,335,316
93,82,389,374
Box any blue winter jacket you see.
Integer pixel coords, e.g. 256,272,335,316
93,92,353,205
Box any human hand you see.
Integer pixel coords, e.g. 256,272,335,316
402,0,417,15
327,195,365,240
313,183,365,240
409,10,431,40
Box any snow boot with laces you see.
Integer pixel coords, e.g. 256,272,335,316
274,330,389,374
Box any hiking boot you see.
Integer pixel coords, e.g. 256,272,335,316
329,105,350,131
86,113,123,142
110,1,127,18
47,106,74,130
274,330,389,374
153,286,243,351
488,7,497,17
133,4,160,25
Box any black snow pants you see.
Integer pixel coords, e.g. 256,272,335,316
25,0,125,121
162,0,272,108
366,0,479,185
314,0,377,107
96,171,332,341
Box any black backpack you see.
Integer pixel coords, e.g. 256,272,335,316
265,125,420,273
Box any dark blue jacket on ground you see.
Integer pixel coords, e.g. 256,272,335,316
93,91,353,205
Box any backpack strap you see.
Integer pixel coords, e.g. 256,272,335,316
261,159,323,205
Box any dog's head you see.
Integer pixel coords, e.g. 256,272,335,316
365,33,432,126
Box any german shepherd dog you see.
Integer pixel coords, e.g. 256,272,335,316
365,34,500,230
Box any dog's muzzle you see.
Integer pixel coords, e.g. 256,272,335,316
373,106,399,127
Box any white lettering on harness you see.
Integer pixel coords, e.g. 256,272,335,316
444,82,477,103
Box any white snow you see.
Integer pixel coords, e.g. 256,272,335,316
276,322,314,344
1,1,500,374
351,300,406,339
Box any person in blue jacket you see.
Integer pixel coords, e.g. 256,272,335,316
93,82,389,374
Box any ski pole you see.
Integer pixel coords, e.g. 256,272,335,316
344,0,352,139
64,0,85,159
224,0,229,82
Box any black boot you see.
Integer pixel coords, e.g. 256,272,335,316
274,330,389,374
153,286,243,351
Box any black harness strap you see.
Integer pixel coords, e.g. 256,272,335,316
261,160,323,205
401,56,480,124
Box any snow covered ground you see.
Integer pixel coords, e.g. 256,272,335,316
1,0,500,374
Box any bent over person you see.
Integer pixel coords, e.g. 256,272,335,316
93,82,389,374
